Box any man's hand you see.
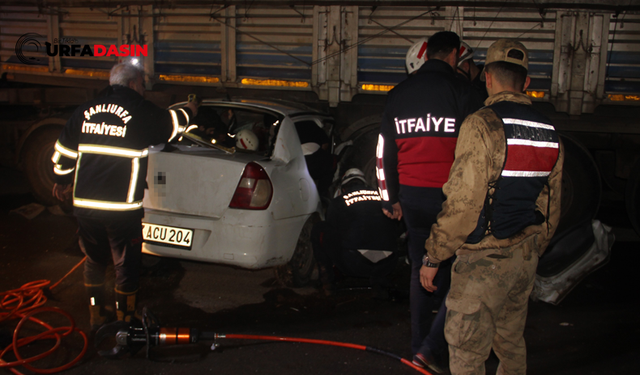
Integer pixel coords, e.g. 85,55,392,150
382,202,403,221
420,265,439,292
52,183,72,202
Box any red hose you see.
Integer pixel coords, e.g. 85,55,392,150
223,333,434,375
0,257,88,374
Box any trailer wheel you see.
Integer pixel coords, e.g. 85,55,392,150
22,127,63,206
625,159,640,236
556,135,602,235
339,129,379,186
275,214,319,287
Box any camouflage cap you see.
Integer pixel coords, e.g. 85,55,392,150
481,39,529,81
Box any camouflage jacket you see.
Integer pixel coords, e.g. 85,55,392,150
425,91,564,263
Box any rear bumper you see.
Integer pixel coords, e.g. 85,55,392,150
142,209,309,269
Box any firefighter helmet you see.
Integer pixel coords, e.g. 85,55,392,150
405,38,429,74
235,129,259,151
341,168,367,187
458,41,474,66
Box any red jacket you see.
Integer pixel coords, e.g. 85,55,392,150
376,59,484,204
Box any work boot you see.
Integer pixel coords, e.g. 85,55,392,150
115,289,140,323
86,284,109,331
412,350,446,374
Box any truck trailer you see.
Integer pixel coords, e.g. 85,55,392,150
1,0,639,238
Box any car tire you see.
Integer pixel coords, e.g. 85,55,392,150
275,213,319,287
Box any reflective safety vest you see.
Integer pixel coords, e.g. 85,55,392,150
466,101,560,244
51,86,191,217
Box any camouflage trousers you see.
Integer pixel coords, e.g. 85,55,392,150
444,236,539,375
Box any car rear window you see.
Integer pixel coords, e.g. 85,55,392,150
178,104,283,156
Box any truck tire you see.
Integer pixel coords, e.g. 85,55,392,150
556,135,601,235
22,127,63,206
275,214,319,287
625,158,640,236
339,129,379,187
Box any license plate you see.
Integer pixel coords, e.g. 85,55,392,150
142,223,193,249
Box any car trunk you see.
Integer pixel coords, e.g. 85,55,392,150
143,146,262,218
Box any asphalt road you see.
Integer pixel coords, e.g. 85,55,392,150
1,166,639,375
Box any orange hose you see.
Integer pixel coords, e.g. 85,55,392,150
224,333,434,375
0,256,88,374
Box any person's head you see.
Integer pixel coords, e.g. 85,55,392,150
456,41,475,80
426,31,460,69
340,168,367,192
109,63,145,95
482,39,530,95
405,38,428,74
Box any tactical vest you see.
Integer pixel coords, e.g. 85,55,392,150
466,101,560,244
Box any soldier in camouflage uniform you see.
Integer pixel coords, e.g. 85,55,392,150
419,39,564,375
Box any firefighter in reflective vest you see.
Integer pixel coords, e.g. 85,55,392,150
311,168,403,297
51,62,197,330
420,39,564,374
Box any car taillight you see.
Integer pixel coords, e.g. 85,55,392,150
229,162,273,210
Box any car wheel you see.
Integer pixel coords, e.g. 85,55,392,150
275,214,319,287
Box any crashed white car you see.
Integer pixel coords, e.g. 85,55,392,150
141,99,334,285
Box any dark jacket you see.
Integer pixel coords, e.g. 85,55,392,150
376,59,484,205
326,182,400,252
52,85,191,219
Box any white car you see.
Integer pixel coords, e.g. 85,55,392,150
141,99,335,286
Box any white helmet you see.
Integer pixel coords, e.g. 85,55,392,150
235,129,259,151
406,38,428,74
341,168,367,187
458,41,474,66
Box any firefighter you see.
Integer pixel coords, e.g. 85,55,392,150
456,41,488,102
311,168,402,298
456,41,481,82
411,39,488,373
420,39,563,374
51,62,197,330
377,31,485,360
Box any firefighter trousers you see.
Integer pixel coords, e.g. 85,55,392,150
77,216,143,293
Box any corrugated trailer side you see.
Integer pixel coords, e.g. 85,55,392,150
1,3,640,233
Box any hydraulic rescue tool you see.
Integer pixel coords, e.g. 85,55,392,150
95,307,434,375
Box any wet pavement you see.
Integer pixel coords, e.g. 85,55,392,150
1,166,639,375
